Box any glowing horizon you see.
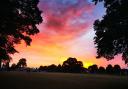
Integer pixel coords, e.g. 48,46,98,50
11,0,127,69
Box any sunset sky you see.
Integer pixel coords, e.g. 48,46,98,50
12,0,127,68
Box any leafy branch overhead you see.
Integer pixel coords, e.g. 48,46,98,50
93,0,128,64
0,0,42,66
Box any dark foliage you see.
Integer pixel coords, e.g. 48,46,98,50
56,64,62,72
0,0,42,68
1,61,10,70
7,58,128,75
93,0,128,64
106,64,113,74
16,58,27,68
62,57,84,73
38,57,85,73
37,59,127,75
98,66,105,74
10,63,17,70
87,64,124,75
88,64,98,73
121,69,128,75
39,66,47,71
113,64,121,75
46,64,58,72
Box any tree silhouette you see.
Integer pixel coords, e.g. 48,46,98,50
56,64,62,72
93,0,128,64
62,57,84,73
0,0,42,68
10,63,16,70
39,66,44,71
0,60,10,71
106,64,113,74
88,64,98,73
98,66,105,74
121,69,128,75
16,58,27,68
46,64,58,72
113,64,121,75
5,61,10,70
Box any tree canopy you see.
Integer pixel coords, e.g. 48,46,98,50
62,57,84,73
16,58,27,68
93,0,128,64
0,0,42,67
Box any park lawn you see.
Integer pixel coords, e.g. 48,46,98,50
0,72,128,89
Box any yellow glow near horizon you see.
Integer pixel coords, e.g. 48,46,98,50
60,58,93,69
83,62,93,68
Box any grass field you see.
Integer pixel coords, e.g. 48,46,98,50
0,72,128,89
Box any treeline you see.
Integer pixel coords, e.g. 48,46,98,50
38,61,128,76
0,58,27,71
0,57,128,76
39,57,84,73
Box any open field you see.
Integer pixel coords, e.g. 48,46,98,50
0,72,128,89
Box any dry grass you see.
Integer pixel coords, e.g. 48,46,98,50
0,72,128,89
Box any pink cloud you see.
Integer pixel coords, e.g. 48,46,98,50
37,0,95,44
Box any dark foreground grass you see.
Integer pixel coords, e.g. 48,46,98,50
0,72,128,89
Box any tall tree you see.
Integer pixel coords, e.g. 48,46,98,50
106,64,113,74
10,63,16,70
16,58,27,68
88,64,98,73
113,64,121,75
98,66,105,74
0,0,42,68
93,0,128,64
62,57,84,73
